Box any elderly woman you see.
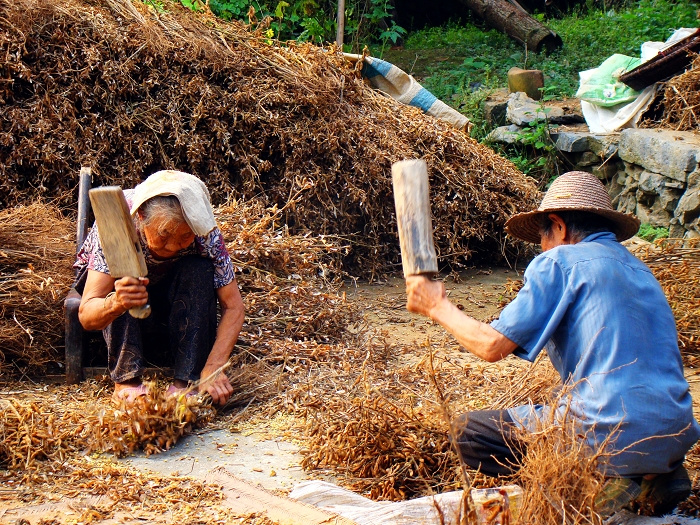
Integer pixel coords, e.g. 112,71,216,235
74,170,244,405
406,171,699,516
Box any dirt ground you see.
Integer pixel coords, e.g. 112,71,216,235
3,266,700,524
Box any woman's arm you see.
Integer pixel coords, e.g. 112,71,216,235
78,270,149,331
406,275,517,362
198,278,245,405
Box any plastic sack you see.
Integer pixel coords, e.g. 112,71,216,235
575,54,641,107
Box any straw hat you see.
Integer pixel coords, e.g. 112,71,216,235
505,171,640,244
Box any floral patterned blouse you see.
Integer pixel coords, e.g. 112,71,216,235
73,190,235,289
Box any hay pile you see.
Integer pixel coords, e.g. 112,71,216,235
0,391,249,524
657,54,700,131
0,0,539,276
0,383,213,471
636,238,700,356
0,203,75,376
513,402,606,525
295,345,560,502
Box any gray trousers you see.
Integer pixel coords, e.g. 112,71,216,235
453,409,525,477
104,256,218,384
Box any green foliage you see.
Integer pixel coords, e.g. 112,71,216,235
637,223,669,242
177,0,406,47
380,0,698,184
393,0,698,102
491,118,561,181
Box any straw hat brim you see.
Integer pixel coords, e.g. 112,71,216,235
505,207,641,244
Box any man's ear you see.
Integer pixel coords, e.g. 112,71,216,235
547,213,568,243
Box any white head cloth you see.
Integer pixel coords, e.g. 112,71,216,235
130,170,217,236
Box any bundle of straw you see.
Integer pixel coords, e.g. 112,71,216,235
0,203,75,375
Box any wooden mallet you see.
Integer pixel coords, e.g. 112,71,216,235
391,159,438,277
89,187,151,319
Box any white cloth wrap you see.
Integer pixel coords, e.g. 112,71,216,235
129,170,217,236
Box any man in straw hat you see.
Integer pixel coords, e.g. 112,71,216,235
406,171,699,516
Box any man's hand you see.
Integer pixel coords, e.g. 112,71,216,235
199,363,234,406
406,275,447,319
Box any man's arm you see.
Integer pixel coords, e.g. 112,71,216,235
199,278,245,405
406,275,517,362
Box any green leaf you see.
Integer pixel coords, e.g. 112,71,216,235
274,1,289,18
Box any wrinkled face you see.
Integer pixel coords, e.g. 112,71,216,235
140,216,195,260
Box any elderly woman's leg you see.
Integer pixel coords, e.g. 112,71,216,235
105,256,218,392
104,311,146,384
452,409,524,477
163,256,218,384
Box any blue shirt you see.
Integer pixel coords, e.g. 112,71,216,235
491,232,699,476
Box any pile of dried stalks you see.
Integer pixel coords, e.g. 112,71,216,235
301,392,459,501
92,382,216,457
0,382,213,472
637,238,700,355
216,200,354,346
0,446,243,523
513,403,607,525
657,54,700,131
0,203,75,376
295,344,560,502
0,0,539,276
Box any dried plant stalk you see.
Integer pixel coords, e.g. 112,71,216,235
655,53,700,131
0,0,539,278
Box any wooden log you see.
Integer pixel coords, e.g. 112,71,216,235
458,0,562,54
391,159,438,277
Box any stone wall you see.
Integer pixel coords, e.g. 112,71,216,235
611,129,700,239
485,91,700,240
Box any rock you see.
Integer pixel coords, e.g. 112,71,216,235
622,162,644,183
618,129,700,182
636,200,674,227
483,89,510,127
669,218,686,238
551,130,590,152
675,169,700,225
592,161,622,181
506,92,552,126
574,151,601,167
486,124,523,145
507,67,544,100
685,218,700,239
614,189,637,215
506,93,585,126
588,134,619,158
638,170,670,194
609,169,628,208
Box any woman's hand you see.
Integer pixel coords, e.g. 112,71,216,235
111,276,149,313
198,363,234,405
406,275,447,319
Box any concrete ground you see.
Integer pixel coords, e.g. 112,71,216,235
122,427,319,493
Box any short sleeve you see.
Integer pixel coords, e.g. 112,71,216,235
490,254,573,362
195,227,235,288
74,224,111,275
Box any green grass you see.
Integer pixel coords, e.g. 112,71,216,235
378,0,698,179
637,223,670,242
383,0,699,103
